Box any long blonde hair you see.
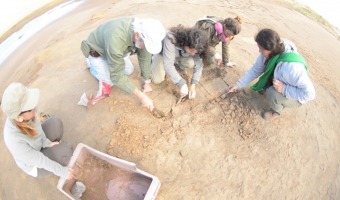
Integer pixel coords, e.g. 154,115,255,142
13,117,37,137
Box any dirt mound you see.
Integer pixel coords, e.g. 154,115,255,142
0,0,340,199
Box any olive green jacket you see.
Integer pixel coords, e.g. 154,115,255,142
195,17,230,65
81,17,152,94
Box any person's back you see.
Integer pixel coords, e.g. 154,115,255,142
195,16,223,47
86,17,134,58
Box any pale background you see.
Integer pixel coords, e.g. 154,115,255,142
0,0,54,37
294,0,340,29
0,0,340,38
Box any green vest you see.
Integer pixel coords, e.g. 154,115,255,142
251,52,307,91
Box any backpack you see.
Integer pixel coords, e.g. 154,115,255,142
195,16,223,29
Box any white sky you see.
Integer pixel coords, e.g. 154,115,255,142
0,0,81,64
0,0,53,36
295,0,340,29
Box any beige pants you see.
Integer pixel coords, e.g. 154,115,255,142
266,86,302,114
151,54,194,84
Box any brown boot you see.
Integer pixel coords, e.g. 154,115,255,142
263,110,280,121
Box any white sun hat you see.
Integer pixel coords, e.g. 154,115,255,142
138,18,166,54
1,82,40,119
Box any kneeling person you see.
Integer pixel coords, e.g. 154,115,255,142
228,28,315,120
81,17,166,111
151,26,209,99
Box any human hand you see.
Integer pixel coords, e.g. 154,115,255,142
66,168,75,180
49,141,59,147
225,62,236,68
142,81,152,93
180,84,189,96
133,89,154,111
228,84,239,93
273,79,284,93
188,84,196,99
140,94,154,111
214,53,222,66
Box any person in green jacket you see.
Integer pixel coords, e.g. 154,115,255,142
81,17,166,111
195,16,242,67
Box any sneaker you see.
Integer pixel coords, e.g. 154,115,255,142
225,61,236,68
263,110,280,121
71,181,86,198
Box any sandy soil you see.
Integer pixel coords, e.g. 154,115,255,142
1,0,340,199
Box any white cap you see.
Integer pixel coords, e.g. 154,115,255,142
137,18,166,54
1,82,39,119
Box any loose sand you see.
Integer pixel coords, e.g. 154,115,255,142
0,0,340,199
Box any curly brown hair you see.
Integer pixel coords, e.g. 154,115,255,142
169,26,209,56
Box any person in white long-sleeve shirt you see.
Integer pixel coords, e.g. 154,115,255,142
228,28,315,120
1,82,74,179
